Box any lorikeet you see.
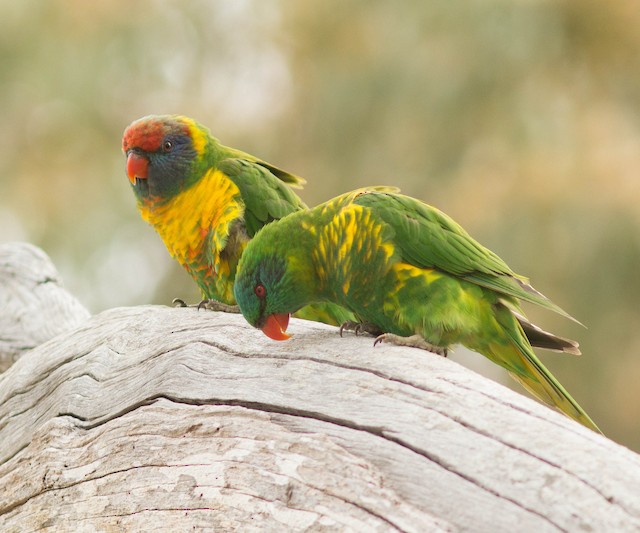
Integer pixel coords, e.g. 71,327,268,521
234,188,600,433
121,114,353,325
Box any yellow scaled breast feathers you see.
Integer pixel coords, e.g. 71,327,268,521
138,169,242,268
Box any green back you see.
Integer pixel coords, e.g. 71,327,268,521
353,192,579,322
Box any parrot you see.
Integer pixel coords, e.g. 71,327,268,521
121,114,353,325
233,188,601,433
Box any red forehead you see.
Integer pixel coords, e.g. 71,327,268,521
122,116,190,152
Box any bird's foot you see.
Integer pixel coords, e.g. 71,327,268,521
172,298,240,314
373,333,448,357
339,320,383,337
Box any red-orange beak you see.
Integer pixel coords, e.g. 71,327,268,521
261,313,291,341
126,152,149,184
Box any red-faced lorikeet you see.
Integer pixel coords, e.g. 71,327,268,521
121,114,353,325
233,188,600,433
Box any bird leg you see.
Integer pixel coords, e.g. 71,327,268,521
172,298,240,314
339,320,383,337
373,333,448,357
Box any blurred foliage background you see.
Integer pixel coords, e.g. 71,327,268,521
1,0,639,449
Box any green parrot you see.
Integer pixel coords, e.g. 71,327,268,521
121,114,353,325
233,188,600,433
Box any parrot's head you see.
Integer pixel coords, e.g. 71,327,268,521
234,232,315,341
122,115,211,203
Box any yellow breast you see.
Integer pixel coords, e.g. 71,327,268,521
138,168,243,268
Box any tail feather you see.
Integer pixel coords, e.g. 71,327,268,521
516,314,581,355
493,308,601,433
508,367,600,433
513,277,587,326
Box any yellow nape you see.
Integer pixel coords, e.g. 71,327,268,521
181,116,209,156
138,169,242,268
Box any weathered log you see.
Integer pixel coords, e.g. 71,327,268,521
1,244,640,532
0,242,90,372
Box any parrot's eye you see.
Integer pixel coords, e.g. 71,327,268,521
162,140,173,152
254,284,266,298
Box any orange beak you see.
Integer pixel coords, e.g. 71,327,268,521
126,152,149,184
261,313,291,341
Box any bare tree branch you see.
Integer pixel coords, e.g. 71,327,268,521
0,242,89,372
1,243,639,532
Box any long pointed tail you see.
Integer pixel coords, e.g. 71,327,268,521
508,366,600,433
493,309,601,433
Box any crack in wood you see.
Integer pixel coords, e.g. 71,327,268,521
100,337,622,524
2,301,639,532
195,338,449,395
1,451,411,531
441,408,633,516
1,349,93,399
431,376,634,512
0,463,169,516
52,393,566,532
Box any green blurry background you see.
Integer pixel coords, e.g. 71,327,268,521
1,1,638,448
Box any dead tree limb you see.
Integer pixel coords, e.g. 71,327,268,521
0,242,89,372
1,244,639,532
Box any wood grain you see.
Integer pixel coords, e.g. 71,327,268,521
1,305,639,532
1,243,639,532
0,242,89,372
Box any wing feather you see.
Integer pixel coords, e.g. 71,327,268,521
219,158,307,237
353,191,579,322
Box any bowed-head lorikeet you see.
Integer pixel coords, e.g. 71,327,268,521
121,114,353,325
234,188,600,433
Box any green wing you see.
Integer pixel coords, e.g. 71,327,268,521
223,146,307,188
353,192,579,322
219,158,307,237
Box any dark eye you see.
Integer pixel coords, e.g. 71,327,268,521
254,284,266,298
162,140,173,152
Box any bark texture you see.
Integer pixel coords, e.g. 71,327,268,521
0,242,90,372
1,243,639,532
